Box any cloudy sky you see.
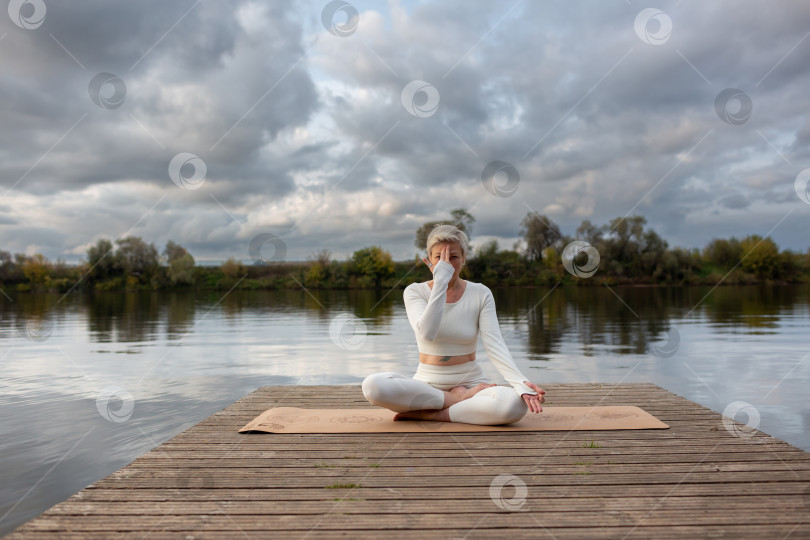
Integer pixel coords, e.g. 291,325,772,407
1,0,809,264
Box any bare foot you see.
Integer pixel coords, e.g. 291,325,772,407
448,385,468,400
453,383,497,401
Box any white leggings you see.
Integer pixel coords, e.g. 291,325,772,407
361,362,528,425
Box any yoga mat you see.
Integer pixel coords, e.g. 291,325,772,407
238,406,669,433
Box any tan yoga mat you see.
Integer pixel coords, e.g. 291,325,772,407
238,406,669,433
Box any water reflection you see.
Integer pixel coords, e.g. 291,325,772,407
1,284,806,360
495,285,681,358
165,292,196,337
490,284,805,359
86,292,162,343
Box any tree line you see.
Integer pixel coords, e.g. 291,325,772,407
1,210,808,293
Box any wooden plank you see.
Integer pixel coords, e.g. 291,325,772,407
3,525,810,539
12,511,810,530
72,483,810,500
90,471,810,487
47,495,808,513
155,435,799,446
129,452,810,463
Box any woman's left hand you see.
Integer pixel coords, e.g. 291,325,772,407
521,381,545,413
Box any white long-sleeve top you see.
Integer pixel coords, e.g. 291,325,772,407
403,260,538,398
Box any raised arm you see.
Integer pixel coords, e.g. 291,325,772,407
403,260,454,341
479,285,539,398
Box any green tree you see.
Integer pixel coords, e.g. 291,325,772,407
167,253,195,285
474,239,499,262
468,239,499,281
221,257,245,280
576,220,603,245
605,216,646,260
519,212,562,261
163,240,195,285
305,261,326,287
599,215,648,277
662,247,701,283
116,236,159,282
0,250,15,281
163,240,190,263
86,238,119,282
449,208,475,236
740,235,780,279
352,246,394,288
414,208,476,252
312,248,332,268
703,238,743,269
305,249,332,287
22,254,50,289
639,229,669,277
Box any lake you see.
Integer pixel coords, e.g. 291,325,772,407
1,283,808,535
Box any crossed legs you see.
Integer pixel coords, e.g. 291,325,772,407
361,371,528,426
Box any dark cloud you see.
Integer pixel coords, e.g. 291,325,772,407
720,193,750,209
1,0,317,199
1,0,809,262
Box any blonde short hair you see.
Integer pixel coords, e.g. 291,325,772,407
426,224,469,260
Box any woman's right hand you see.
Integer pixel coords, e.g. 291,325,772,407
421,245,451,275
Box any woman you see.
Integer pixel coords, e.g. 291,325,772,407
361,224,545,425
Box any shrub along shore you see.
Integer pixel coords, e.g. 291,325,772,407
3,236,808,293
3,213,808,292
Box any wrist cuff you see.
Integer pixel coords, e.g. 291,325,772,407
433,260,454,282
512,382,538,397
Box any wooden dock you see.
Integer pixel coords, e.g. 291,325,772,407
5,383,810,539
